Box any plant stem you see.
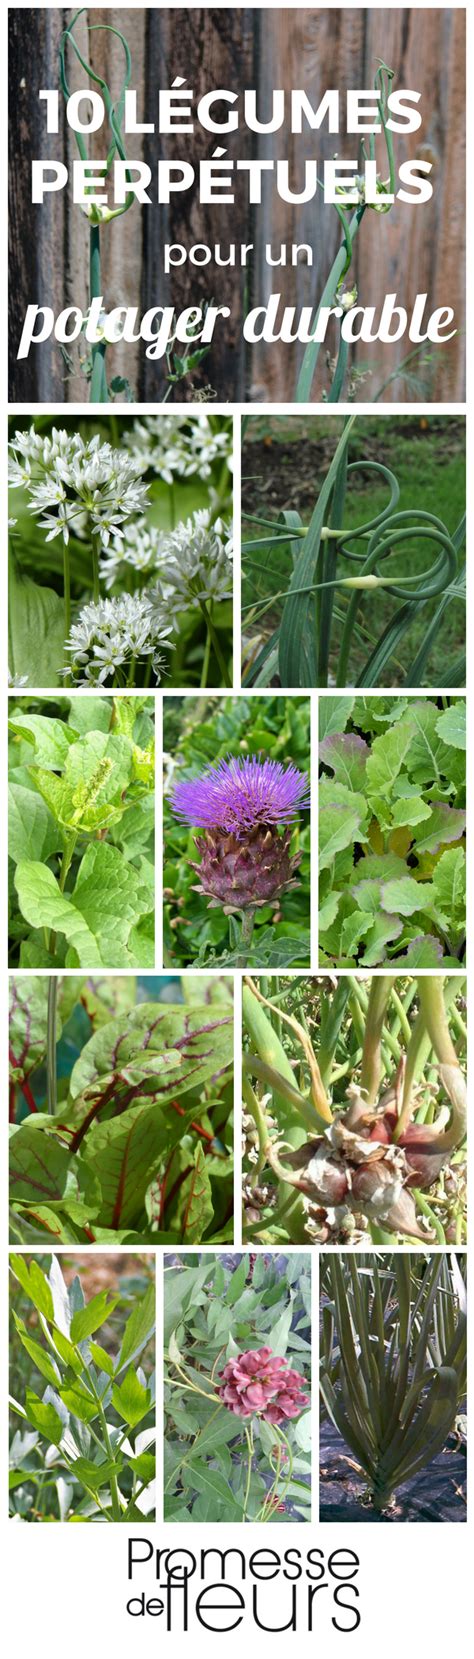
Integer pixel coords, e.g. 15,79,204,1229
48,832,78,957
233,907,256,967
243,1423,254,1521
91,536,100,603
63,537,71,654
198,599,231,687
89,225,108,403
46,978,58,1117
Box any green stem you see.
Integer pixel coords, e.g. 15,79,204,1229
46,978,58,1117
243,1423,254,1522
91,537,100,603
48,832,78,957
233,907,256,967
89,226,108,403
63,538,71,655
198,599,231,687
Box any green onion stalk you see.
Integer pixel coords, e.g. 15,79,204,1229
60,9,135,403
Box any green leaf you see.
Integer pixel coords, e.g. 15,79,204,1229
9,1254,54,1321
9,714,74,769
59,1383,99,1424
71,1456,120,1492
8,546,65,688
14,841,154,969
111,1367,151,1427
269,1296,294,1357
319,731,369,792
397,935,445,967
9,782,62,863
89,1342,115,1377
12,1314,61,1387
226,1257,250,1306
128,1452,155,1483
184,1458,243,1513
24,1388,63,1445
318,696,355,739
380,876,431,916
51,1326,83,1375
70,1290,120,1344
180,1144,214,1243
118,1283,155,1373
318,803,363,873
390,796,432,829
411,803,466,858
431,848,466,933
365,713,414,796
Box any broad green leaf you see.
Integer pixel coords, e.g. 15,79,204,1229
183,1458,242,1513
14,861,103,966
8,714,74,769
24,1388,63,1445
59,1383,99,1424
118,1283,155,1373
398,935,445,967
405,702,459,786
52,1326,83,1376
9,1254,54,1322
360,912,404,966
128,1452,155,1483
319,731,369,792
111,1367,151,1427
226,1257,250,1306
9,1121,100,1218
15,842,154,969
9,782,61,864
390,796,431,829
70,1455,121,1492
269,1296,294,1357
180,1145,214,1243
411,803,466,858
318,696,355,739
70,1290,120,1344
188,1412,240,1459
435,703,466,751
68,1000,233,1107
12,1314,61,1387
380,876,433,917
319,804,363,873
89,1342,115,1377
365,713,414,796
431,847,466,933
8,546,65,688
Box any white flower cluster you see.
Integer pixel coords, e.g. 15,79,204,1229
99,507,233,612
8,427,149,548
63,592,174,687
123,414,232,482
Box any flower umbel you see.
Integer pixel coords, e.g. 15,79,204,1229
218,1347,309,1424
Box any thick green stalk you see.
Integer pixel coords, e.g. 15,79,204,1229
46,978,58,1117
360,976,393,1104
198,599,231,687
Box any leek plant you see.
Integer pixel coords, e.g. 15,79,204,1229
320,1252,466,1513
242,416,465,687
242,974,466,1246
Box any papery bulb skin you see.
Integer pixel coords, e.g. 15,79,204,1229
398,1123,449,1189
191,823,301,913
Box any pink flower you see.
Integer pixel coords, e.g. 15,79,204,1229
218,1346,309,1424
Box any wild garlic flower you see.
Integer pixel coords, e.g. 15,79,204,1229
100,508,233,612
8,670,29,688
8,428,149,548
123,414,232,481
63,592,174,687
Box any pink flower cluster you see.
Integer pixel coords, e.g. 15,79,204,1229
218,1346,309,1424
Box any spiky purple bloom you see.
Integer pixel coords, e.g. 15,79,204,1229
170,755,310,837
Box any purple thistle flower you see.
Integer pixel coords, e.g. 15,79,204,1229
170,754,310,837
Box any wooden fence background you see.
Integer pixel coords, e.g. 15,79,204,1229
9,7,466,403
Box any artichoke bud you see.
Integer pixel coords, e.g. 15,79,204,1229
191,823,301,912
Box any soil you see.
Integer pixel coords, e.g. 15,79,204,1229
241,420,465,521
319,1418,466,1522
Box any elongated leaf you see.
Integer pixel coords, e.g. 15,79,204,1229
279,417,356,686
180,1144,214,1243
118,1283,155,1374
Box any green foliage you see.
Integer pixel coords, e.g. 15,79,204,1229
9,1255,155,1522
320,1254,466,1512
242,974,467,1247
164,1253,311,1523
9,974,234,1245
242,418,465,690
8,696,155,968
318,696,466,966
163,695,311,968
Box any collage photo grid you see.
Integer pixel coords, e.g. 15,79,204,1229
5,3,468,1533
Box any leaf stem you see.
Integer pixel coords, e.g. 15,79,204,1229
46,978,58,1117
